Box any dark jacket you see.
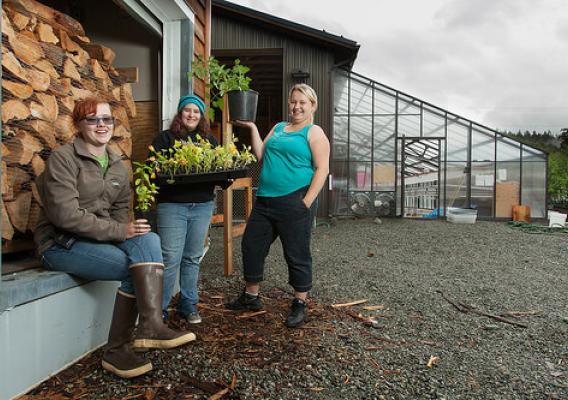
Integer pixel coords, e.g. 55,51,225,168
34,138,130,254
151,129,219,204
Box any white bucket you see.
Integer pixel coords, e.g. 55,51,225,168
447,208,478,224
548,212,567,227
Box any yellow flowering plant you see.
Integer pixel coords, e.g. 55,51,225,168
133,136,256,211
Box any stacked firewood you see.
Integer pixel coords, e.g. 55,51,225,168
1,0,135,241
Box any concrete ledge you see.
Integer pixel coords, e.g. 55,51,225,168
1,268,88,312
0,280,117,399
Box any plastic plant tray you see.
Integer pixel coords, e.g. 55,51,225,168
155,168,248,186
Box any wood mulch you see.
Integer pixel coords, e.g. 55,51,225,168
22,287,353,400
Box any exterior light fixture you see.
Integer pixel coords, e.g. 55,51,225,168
291,68,310,83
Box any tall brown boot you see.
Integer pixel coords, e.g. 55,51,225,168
130,263,196,349
101,290,152,378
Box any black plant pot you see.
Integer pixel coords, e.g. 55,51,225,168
228,89,258,122
134,209,157,232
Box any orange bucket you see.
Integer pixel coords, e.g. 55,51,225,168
512,205,531,223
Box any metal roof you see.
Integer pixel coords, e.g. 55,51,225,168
212,0,360,67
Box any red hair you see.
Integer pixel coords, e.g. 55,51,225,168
72,97,110,126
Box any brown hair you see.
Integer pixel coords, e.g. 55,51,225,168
169,110,211,138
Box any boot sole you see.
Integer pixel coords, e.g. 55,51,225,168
133,332,196,349
101,360,152,379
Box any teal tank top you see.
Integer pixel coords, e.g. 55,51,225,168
257,122,314,197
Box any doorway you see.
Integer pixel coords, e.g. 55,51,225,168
213,48,284,187
399,138,443,218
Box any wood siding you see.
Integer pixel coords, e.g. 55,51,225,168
186,0,210,99
130,101,160,163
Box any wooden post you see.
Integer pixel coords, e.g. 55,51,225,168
210,94,253,276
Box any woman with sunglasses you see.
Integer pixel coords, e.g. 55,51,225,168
34,97,196,379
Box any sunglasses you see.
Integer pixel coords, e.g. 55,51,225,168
82,116,115,125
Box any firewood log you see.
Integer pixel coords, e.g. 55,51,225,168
1,160,10,197
29,92,59,122
25,119,57,149
35,22,59,44
2,50,26,79
2,8,16,38
49,77,72,97
25,68,51,92
58,96,75,114
58,29,81,53
5,166,31,201
9,10,30,30
70,85,94,100
58,30,90,67
63,57,81,81
31,181,42,206
79,42,116,64
4,0,85,37
2,199,15,240
113,124,131,140
108,140,131,159
27,198,41,231
31,154,45,178
20,30,37,40
2,99,30,123
90,59,107,79
9,31,44,65
81,79,97,93
39,41,64,67
121,83,137,118
5,191,32,233
111,86,121,102
3,130,44,165
55,114,76,142
72,35,90,45
35,59,59,79
2,79,33,99
113,106,130,130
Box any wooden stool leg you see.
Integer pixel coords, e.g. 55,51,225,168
223,185,233,276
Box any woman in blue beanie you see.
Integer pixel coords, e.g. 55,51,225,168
151,94,217,324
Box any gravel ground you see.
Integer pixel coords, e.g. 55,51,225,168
29,218,567,399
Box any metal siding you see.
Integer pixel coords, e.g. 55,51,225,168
212,15,334,215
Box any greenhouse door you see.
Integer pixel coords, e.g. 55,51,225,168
399,138,443,218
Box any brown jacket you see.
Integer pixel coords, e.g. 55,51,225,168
34,138,130,254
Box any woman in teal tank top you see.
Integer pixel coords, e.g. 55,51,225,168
226,84,330,328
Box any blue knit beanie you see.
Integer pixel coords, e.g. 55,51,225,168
177,94,206,115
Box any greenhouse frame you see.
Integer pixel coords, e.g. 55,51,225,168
331,69,548,219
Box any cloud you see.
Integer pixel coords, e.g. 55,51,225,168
228,0,568,133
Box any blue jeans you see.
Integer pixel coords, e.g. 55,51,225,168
40,233,163,295
157,201,214,316
241,187,317,292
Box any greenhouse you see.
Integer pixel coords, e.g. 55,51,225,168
331,69,548,219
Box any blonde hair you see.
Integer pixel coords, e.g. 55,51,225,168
288,83,318,123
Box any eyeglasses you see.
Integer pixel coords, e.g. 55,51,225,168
82,116,115,125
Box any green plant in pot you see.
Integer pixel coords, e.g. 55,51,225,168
190,56,258,123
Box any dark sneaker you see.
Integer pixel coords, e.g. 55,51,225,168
225,292,263,311
185,312,202,324
285,298,307,328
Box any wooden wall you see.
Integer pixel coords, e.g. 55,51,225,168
186,0,210,99
130,101,160,163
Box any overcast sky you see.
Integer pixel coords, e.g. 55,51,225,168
234,0,568,134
